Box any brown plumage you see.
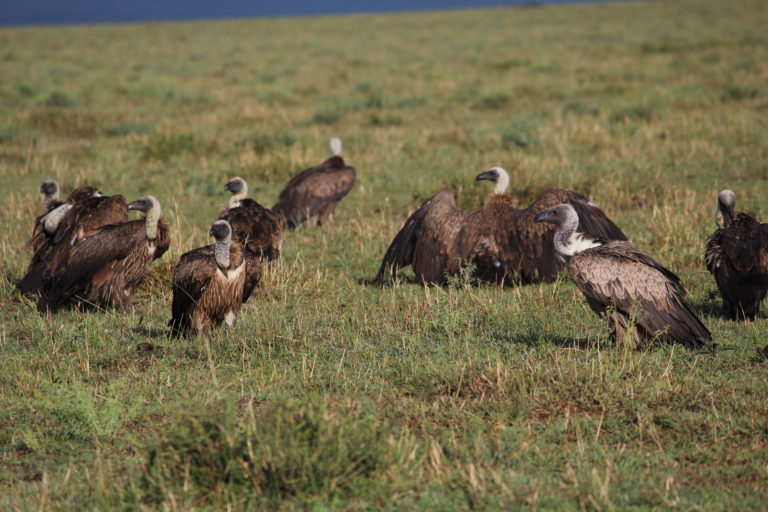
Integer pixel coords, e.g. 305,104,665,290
18,184,112,295
705,189,768,320
170,220,259,337
272,137,356,230
219,176,283,261
378,167,627,285
535,203,710,348
40,195,170,312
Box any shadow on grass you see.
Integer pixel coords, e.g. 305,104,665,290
501,331,599,350
130,325,170,338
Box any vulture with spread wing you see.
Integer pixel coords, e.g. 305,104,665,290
378,167,627,285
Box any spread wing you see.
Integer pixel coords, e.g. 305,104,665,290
570,241,710,346
272,156,356,228
528,187,627,241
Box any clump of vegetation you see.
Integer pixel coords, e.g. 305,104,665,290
140,401,392,506
42,91,76,108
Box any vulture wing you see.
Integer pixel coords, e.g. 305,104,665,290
170,246,217,335
377,193,442,280
52,194,129,245
569,241,710,347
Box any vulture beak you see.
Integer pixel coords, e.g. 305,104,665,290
209,226,216,237
127,199,147,212
224,182,233,192
534,210,554,224
476,170,497,182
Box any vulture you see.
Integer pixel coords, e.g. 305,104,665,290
377,167,627,285
705,189,768,320
535,203,711,348
219,176,283,261
18,184,116,295
170,220,258,336
40,195,170,312
272,137,356,230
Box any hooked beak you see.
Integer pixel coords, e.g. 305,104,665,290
476,170,497,182
127,200,142,211
224,182,233,192
534,211,552,224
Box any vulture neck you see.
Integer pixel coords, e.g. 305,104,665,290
229,185,247,208
43,203,72,234
44,192,60,211
553,211,601,258
214,237,231,269
144,203,161,240
492,173,509,196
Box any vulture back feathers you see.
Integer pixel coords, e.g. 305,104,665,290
272,137,356,230
536,203,710,348
219,176,283,261
705,189,768,319
378,167,627,285
170,220,256,337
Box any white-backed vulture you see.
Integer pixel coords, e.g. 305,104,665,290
272,137,356,230
18,184,109,295
40,195,170,312
219,176,283,261
705,189,768,319
170,220,258,336
377,167,627,285
535,203,711,348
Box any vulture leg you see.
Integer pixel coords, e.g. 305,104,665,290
318,203,336,226
608,310,642,349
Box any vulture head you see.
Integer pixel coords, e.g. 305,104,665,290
716,189,736,228
535,203,595,257
534,203,577,228
129,195,162,238
40,180,60,201
224,177,248,207
330,136,342,156
476,167,510,195
209,219,232,241
210,220,233,269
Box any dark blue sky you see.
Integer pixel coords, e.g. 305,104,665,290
1,0,599,26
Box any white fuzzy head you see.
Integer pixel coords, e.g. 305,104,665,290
330,136,342,156
476,166,510,195
716,189,736,228
225,177,248,207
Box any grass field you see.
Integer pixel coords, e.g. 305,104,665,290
2,0,768,509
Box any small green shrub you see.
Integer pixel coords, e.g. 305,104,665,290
239,131,296,154
140,401,391,506
141,133,214,161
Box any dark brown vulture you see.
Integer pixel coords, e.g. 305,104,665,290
272,137,356,230
18,184,110,295
535,203,711,348
170,220,259,336
705,189,768,320
377,166,627,285
219,176,283,261
40,195,170,312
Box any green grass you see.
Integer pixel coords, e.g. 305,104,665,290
2,0,768,509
